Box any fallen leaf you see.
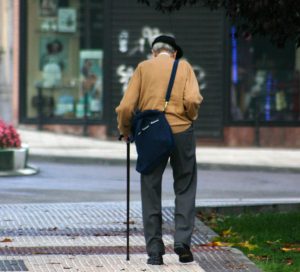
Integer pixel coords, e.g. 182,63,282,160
202,241,233,247
48,227,58,231
0,238,13,243
257,255,269,261
222,228,232,237
266,239,281,245
248,254,269,261
33,252,45,255
285,258,294,266
282,247,300,252
284,243,300,248
123,221,135,225
238,241,257,251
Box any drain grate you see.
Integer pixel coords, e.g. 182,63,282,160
0,260,28,271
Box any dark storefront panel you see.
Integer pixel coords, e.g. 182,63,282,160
230,28,300,124
108,0,226,138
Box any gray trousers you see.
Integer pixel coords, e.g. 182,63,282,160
141,125,197,255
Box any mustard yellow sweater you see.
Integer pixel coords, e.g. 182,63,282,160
116,54,203,136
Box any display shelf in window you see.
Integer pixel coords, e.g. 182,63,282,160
34,83,79,121
36,30,80,36
57,8,77,33
38,8,78,34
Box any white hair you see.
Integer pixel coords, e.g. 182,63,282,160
152,42,175,54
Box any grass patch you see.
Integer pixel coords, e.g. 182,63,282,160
198,211,300,272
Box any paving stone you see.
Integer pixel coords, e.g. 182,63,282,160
0,255,205,272
0,202,261,271
0,235,164,248
193,247,261,272
0,259,28,271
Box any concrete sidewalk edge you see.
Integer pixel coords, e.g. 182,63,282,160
196,202,300,215
0,165,39,177
28,153,300,173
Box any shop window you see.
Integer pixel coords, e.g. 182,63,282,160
25,0,104,121
230,27,300,122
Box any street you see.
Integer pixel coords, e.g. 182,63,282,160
0,160,299,204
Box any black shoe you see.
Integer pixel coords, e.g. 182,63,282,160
147,254,164,265
174,244,194,263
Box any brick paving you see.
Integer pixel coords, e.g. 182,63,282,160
0,202,261,271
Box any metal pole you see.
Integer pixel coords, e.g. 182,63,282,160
255,95,260,147
37,87,43,131
83,92,88,136
126,140,130,261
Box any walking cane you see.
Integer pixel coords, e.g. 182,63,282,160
119,135,130,261
126,139,130,261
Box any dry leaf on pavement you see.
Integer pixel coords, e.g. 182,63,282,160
0,238,13,243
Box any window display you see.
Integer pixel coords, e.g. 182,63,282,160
26,0,104,121
79,50,103,118
40,0,58,17
57,8,77,33
230,27,300,122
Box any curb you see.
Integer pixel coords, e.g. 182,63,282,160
28,154,300,173
196,202,300,215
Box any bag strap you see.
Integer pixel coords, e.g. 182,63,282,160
164,59,179,111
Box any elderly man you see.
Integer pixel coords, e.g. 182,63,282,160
116,35,203,265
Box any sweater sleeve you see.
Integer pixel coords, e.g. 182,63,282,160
183,62,203,121
115,65,141,136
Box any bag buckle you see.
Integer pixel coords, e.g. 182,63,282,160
164,101,169,111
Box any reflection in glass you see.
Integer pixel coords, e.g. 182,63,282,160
230,28,300,122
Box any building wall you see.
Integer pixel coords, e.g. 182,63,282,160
0,0,15,123
224,126,300,147
12,0,20,127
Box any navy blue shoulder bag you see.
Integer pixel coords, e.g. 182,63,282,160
131,59,179,174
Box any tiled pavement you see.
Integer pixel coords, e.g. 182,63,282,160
0,202,261,272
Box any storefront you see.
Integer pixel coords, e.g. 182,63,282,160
227,28,300,146
17,0,300,146
19,0,106,136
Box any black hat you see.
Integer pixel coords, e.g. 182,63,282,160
151,35,183,59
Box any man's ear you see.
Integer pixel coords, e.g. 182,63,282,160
152,50,157,57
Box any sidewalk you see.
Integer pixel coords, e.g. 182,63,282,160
0,202,261,272
19,128,300,172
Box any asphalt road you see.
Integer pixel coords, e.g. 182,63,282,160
0,161,299,204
